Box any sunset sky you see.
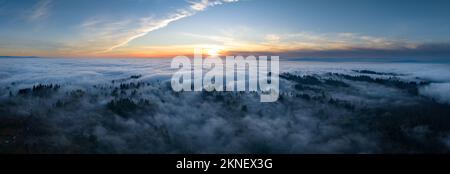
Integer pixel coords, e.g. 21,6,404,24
1,0,450,58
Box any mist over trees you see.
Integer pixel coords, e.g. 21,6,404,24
1,68,450,153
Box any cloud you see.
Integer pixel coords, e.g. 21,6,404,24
61,0,239,56
103,0,239,52
271,32,415,51
183,30,450,59
2,59,450,153
181,32,236,44
189,0,210,11
264,34,281,44
227,43,450,59
181,30,428,57
28,0,52,21
280,43,450,58
103,11,193,52
421,83,450,104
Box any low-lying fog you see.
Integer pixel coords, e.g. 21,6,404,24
1,58,450,153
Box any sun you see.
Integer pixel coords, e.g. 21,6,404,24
207,48,221,57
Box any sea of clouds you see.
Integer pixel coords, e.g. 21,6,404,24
1,58,450,153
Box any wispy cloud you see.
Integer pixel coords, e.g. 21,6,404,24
273,32,416,51
28,0,52,21
65,0,239,55
102,0,239,52
103,10,192,52
189,0,210,11
182,30,416,53
179,29,449,58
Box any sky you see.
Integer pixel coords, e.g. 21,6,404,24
0,0,450,58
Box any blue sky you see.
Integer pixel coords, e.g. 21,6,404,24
0,0,450,58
